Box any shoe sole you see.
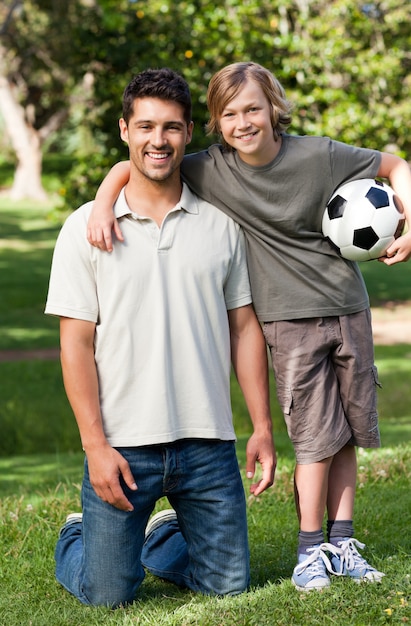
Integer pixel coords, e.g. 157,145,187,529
291,577,330,592
331,572,385,583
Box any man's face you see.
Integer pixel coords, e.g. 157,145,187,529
119,98,193,183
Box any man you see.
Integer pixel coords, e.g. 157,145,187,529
45,68,275,608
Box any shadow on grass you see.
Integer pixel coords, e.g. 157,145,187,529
0,202,61,239
0,205,62,350
0,452,84,497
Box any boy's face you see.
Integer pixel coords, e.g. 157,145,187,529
119,97,193,183
218,79,278,166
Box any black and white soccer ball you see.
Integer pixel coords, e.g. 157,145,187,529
322,179,405,261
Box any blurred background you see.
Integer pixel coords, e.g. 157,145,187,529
0,0,410,209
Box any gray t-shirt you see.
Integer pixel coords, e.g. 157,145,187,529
181,134,381,321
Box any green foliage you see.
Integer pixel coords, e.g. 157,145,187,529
2,1,410,209
1,0,94,128
281,0,411,154
59,152,116,213
46,1,411,208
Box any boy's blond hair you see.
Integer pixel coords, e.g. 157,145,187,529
206,62,292,148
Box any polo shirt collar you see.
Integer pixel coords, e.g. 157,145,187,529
113,182,200,218
178,183,199,215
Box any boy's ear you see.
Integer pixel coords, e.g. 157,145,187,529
186,120,194,145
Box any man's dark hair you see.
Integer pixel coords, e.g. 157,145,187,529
122,68,192,125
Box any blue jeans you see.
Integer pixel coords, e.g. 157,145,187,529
55,440,250,607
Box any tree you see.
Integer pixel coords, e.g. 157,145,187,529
1,0,410,205
0,0,102,199
275,0,411,156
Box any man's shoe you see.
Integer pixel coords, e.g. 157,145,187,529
292,543,340,591
329,538,385,583
65,512,83,524
145,509,177,538
59,512,83,535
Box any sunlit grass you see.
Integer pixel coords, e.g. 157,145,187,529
0,444,410,626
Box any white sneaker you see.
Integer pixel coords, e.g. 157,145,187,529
145,509,177,538
65,512,83,524
58,512,83,535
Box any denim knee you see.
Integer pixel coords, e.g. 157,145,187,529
55,519,145,608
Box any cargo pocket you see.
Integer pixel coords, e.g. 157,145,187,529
372,364,382,389
275,385,296,441
276,384,293,416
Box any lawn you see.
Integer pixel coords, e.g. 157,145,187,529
0,200,410,625
0,442,410,625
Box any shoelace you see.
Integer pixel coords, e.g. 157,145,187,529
336,538,373,574
294,542,342,576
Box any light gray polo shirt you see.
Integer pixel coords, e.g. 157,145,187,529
45,184,252,447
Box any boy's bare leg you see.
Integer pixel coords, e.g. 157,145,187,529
323,444,385,582
292,457,339,591
294,457,332,531
326,444,356,520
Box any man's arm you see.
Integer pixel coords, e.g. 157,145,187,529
228,304,276,496
60,317,137,511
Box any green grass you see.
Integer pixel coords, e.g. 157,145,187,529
0,442,410,625
0,195,410,625
360,260,411,306
0,201,62,350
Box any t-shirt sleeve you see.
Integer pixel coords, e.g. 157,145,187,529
329,139,382,191
223,227,252,311
182,149,220,204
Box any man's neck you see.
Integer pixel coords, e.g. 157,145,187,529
124,172,183,227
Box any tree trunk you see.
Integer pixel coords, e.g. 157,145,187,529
0,74,48,201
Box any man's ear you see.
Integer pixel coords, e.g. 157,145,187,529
119,118,129,144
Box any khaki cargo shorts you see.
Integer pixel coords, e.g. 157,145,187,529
263,309,381,464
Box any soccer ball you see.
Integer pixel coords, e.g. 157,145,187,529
322,179,405,261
